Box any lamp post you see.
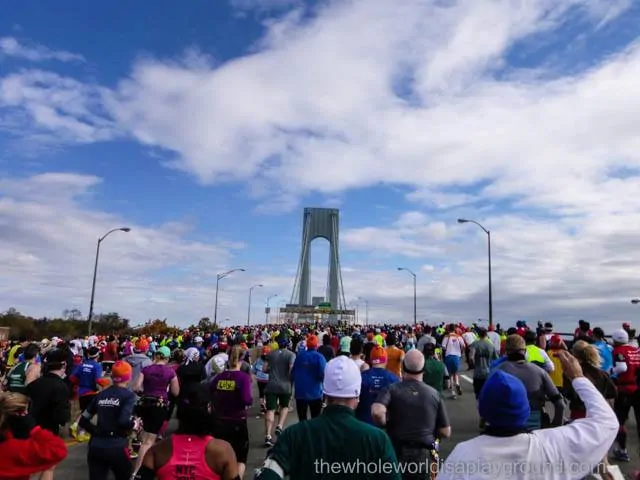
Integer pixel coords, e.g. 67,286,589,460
457,218,493,328
214,268,245,326
397,267,417,325
247,284,264,326
357,296,369,326
87,227,131,336
265,294,278,323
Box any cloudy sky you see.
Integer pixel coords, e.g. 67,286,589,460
1,0,639,331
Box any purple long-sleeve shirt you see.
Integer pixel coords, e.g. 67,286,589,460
211,369,253,421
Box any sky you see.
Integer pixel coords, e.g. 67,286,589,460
1,0,640,331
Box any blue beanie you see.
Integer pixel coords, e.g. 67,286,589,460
479,370,530,429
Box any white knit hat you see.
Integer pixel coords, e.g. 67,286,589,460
323,355,361,398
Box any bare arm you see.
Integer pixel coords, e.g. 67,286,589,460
132,372,144,393
371,403,387,426
25,363,41,385
169,375,180,397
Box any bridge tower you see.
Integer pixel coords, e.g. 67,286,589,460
290,208,347,314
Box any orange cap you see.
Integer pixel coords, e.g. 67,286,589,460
370,346,387,365
306,335,318,349
111,361,132,383
135,339,149,352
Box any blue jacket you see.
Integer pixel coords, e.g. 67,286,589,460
292,349,326,401
594,340,613,373
356,367,399,425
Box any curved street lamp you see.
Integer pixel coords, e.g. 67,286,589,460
397,267,417,325
88,227,131,335
631,299,640,305
457,218,493,328
247,284,264,326
214,268,245,325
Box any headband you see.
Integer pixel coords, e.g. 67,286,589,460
402,360,423,375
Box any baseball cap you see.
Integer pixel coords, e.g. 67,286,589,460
612,329,629,344
156,346,171,358
370,346,388,365
111,361,132,383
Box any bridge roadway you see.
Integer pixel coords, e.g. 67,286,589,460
56,374,637,479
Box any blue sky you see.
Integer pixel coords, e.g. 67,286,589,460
1,0,640,330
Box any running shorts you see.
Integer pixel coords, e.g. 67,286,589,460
136,397,168,435
214,420,249,463
444,355,461,375
472,378,486,399
266,393,291,411
79,393,97,412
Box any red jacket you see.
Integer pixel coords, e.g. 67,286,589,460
613,344,640,395
0,426,67,480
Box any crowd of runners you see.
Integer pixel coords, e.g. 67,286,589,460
0,319,638,479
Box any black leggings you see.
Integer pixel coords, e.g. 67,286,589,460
257,381,268,399
296,399,323,422
87,445,132,480
614,390,640,450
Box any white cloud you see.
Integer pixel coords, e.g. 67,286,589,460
0,37,84,63
2,0,634,211
0,70,117,144
341,210,640,330
0,173,257,324
0,2,639,329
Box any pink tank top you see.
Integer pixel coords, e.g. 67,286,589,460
156,435,220,480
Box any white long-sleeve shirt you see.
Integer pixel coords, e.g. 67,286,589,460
438,377,618,480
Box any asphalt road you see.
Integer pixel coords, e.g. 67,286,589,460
55,374,637,479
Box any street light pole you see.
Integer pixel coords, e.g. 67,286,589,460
214,268,245,326
397,267,417,325
87,227,131,336
247,284,263,327
265,294,278,324
458,218,493,329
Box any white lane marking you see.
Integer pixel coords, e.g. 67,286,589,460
460,374,473,384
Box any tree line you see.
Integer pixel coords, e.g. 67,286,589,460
0,308,220,340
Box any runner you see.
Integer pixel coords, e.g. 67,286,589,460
131,346,180,476
134,383,239,480
79,360,141,480
211,345,253,478
441,325,465,398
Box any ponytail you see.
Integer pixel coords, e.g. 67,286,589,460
0,392,29,439
229,345,242,369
